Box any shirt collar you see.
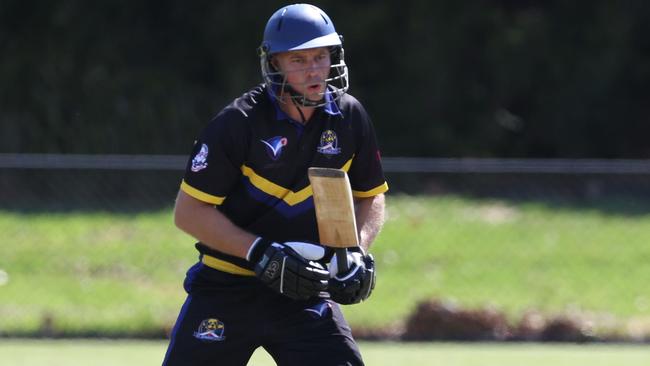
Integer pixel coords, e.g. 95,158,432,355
267,87,342,121
322,90,342,116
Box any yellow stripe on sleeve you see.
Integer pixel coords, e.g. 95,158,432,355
180,180,226,205
352,181,389,198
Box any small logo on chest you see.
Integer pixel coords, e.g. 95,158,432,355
317,130,341,155
260,136,288,161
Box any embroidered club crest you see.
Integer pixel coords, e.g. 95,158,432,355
193,318,226,342
191,143,209,172
260,136,288,161
317,130,341,155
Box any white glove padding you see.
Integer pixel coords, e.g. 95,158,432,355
246,238,325,262
283,241,326,261
328,251,364,279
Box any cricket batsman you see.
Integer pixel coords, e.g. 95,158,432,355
163,4,388,365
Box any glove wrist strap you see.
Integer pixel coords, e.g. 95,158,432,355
247,237,274,263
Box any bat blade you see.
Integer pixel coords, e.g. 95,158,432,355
308,167,359,273
308,167,359,249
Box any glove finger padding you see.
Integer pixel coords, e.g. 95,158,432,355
328,253,376,305
254,242,329,300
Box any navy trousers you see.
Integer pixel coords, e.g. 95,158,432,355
162,261,364,366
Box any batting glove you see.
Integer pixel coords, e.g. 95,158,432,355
328,248,376,305
247,237,330,300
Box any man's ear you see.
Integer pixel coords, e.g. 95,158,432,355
270,56,280,72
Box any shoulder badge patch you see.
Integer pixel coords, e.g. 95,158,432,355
193,318,226,342
191,143,209,172
317,130,341,155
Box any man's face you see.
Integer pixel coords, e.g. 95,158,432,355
272,47,331,102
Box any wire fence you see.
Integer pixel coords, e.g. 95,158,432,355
4,153,650,173
2,155,650,340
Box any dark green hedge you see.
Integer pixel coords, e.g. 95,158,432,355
2,1,649,157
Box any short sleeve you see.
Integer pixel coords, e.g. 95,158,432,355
347,104,389,197
180,112,248,205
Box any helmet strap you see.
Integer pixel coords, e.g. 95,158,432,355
290,97,308,124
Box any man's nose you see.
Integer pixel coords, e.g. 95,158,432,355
306,62,318,73
306,60,323,73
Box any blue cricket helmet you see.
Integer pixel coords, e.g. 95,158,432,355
261,3,341,53
259,4,349,107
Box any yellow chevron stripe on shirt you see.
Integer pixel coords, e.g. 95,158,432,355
240,158,354,206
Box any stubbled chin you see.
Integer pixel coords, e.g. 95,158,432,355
305,94,324,103
307,86,325,98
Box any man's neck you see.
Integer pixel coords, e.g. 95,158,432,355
279,98,316,124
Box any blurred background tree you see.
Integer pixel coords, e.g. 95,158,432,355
1,0,649,157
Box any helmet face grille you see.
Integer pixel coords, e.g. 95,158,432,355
260,48,349,108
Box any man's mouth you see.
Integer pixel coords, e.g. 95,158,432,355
307,83,322,92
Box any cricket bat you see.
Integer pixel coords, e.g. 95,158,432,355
308,167,359,273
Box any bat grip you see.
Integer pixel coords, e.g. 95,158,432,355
336,248,349,273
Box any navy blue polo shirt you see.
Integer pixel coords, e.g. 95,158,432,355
180,84,388,273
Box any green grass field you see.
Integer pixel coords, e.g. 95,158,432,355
1,195,650,335
1,340,649,366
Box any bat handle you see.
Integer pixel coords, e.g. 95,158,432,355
336,248,349,274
